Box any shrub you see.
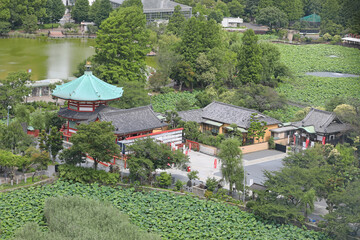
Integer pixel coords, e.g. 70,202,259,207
322,33,332,41
246,200,256,209
206,177,218,192
174,179,184,191
58,164,118,185
204,190,213,198
268,136,275,149
14,196,160,240
156,172,172,188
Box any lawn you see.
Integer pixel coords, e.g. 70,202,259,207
276,44,360,107
0,181,329,240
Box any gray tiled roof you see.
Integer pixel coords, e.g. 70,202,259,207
58,105,118,121
178,101,281,128
98,105,168,135
292,108,351,134
178,109,203,123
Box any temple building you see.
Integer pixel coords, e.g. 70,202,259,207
52,64,167,144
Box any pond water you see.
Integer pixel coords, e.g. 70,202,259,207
305,72,360,78
0,38,95,80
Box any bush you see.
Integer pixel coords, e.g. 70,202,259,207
159,86,175,94
246,200,256,209
58,164,118,185
198,133,225,148
156,172,172,188
268,136,275,149
322,33,332,41
14,196,160,240
204,190,213,198
174,179,184,191
206,177,218,192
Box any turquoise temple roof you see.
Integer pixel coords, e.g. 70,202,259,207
52,71,123,101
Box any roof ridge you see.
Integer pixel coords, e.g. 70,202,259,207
99,105,151,116
209,101,259,113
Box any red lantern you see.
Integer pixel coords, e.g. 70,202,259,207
187,166,191,172
322,136,326,145
305,138,310,148
214,159,217,169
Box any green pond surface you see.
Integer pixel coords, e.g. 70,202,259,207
0,38,95,80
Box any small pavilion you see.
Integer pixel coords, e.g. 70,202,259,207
52,64,168,144
52,63,124,142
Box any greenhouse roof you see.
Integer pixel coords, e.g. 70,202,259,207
300,14,321,23
52,71,123,101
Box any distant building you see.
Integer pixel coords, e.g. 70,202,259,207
221,17,243,28
109,0,192,22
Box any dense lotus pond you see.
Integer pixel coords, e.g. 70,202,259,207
305,72,360,77
0,38,95,80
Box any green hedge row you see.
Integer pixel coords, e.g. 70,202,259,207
58,164,119,185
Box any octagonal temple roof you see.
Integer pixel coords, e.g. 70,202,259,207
52,71,123,101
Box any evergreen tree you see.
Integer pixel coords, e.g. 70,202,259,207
89,0,112,26
120,0,143,8
72,0,90,23
237,29,262,84
45,0,66,24
167,5,186,36
94,6,149,84
256,7,288,31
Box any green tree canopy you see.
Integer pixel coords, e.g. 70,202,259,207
71,121,119,170
72,0,90,23
167,5,186,36
237,29,262,85
218,138,243,195
256,7,288,31
94,6,149,84
89,0,112,26
45,0,65,24
23,14,38,33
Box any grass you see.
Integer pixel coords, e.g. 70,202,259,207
0,175,48,191
145,56,158,70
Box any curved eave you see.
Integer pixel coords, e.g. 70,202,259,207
52,95,121,102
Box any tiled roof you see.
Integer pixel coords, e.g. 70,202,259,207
58,105,118,121
292,108,351,133
98,105,168,135
52,71,123,101
178,101,280,128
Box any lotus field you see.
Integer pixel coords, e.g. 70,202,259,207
276,44,360,107
152,91,199,113
0,181,329,240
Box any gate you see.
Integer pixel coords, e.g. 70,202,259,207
275,143,287,153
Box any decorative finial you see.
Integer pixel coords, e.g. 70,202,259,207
85,61,92,72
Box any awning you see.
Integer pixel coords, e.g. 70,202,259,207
300,126,316,134
270,126,298,133
203,120,223,127
225,126,247,133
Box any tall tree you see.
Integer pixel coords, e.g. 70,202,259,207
247,113,267,142
71,121,119,170
120,0,143,8
45,0,65,24
23,14,38,33
0,71,31,117
72,0,90,23
89,0,112,26
256,7,288,31
228,0,244,17
237,29,262,84
38,127,63,162
94,6,149,84
167,5,186,36
218,138,244,195
275,0,303,21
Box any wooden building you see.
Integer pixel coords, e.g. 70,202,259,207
52,65,167,143
178,101,281,144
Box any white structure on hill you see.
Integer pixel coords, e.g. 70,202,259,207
221,17,243,28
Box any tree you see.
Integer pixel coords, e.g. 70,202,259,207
208,10,224,23
45,0,65,24
72,0,89,23
179,121,201,141
247,113,267,142
256,7,288,31
44,111,65,131
14,104,30,124
120,0,143,8
187,170,199,186
334,104,357,122
195,53,218,88
109,82,150,109
165,110,181,129
274,0,303,21
0,71,31,116
0,121,34,154
0,149,26,180
71,121,119,170
30,109,46,130
228,0,244,17
237,29,262,85
23,14,38,33
167,5,186,36
171,61,195,90
0,21,10,35
325,180,360,239
175,98,193,111
89,0,112,26
94,6,149,84
38,127,63,162
127,138,189,183
218,138,243,195
59,147,85,165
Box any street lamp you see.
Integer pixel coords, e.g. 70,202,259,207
7,105,12,126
